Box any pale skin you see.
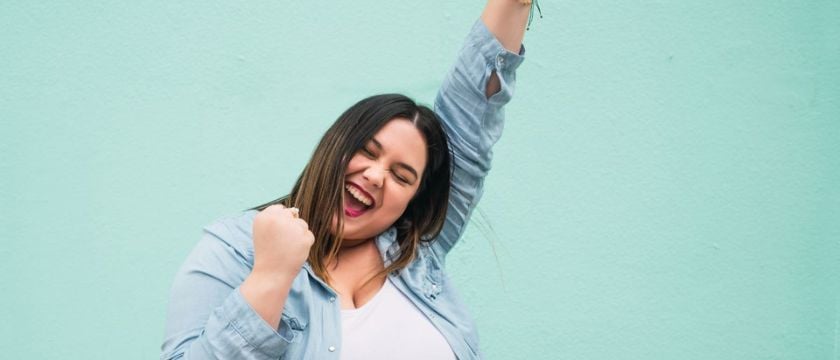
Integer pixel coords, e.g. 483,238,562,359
239,0,531,331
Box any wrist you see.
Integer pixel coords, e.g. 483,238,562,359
247,267,299,288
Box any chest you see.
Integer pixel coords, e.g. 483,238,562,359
338,278,457,360
327,240,388,310
282,245,478,359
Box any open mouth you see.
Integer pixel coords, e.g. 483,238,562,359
344,183,373,218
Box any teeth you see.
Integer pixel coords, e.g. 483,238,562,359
345,184,373,207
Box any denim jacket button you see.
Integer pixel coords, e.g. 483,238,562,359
329,296,336,303
328,346,336,352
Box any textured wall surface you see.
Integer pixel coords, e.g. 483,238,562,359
1,1,838,359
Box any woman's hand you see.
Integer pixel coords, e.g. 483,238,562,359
240,204,314,329
251,204,314,277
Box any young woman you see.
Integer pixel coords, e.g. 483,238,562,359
161,1,532,359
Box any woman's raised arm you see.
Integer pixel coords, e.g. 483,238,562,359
430,1,531,256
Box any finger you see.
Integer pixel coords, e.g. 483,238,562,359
292,218,309,230
302,231,315,245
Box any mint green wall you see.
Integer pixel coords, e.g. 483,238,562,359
2,1,838,359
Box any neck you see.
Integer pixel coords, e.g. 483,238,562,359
339,237,375,249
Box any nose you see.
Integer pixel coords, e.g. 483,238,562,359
362,164,387,188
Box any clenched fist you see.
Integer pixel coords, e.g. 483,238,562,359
251,204,315,278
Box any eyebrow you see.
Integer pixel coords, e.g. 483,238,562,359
370,138,419,179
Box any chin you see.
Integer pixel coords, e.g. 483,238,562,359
341,228,376,242
332,211,398,242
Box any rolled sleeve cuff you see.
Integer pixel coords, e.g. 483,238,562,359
467,19,526,73
222,287,294,358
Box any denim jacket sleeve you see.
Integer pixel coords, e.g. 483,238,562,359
432,19,525,256
160,216,296,360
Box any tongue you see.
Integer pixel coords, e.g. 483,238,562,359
345,189,368,211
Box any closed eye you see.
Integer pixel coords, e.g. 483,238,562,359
394,173,409,183
361,147,375,157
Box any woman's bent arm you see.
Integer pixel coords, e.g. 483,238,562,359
161,217,297,360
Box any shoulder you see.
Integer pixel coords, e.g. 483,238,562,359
201,209,259,262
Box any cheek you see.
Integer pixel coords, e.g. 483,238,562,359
344,161,358,174
385,188,417,214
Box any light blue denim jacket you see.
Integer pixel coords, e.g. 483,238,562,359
161,19,524,360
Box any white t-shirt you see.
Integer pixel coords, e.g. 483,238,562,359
339,277,456,360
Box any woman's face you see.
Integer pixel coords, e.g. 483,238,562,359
334,118,428,244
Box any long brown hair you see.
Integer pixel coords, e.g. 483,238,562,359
252,94,452,285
